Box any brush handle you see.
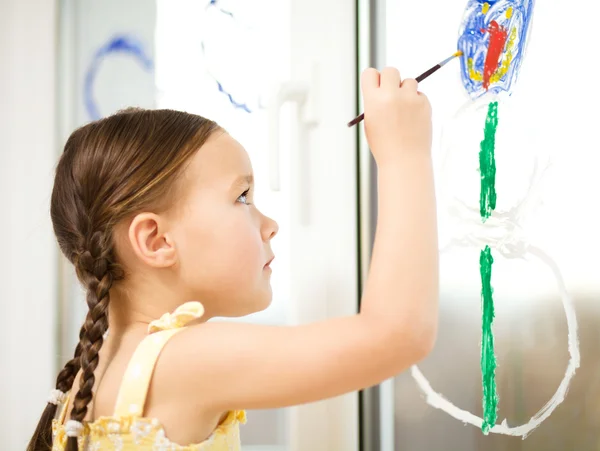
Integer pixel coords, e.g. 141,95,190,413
347,113,364,127
415,64,441,83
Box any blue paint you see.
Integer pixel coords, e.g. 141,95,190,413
84,35,153,120
200,35,254,114
207,0,234,18
216,80,252,113
457,0,535,99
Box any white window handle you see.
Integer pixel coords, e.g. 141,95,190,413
268,73,318,225
268,81,309,191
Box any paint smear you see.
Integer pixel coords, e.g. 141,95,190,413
482,21,509,90
411,243,580,438
201,6,255,113
489,26,517,86
85,35,153,120
479,101,499,221
208,0,234,17
457,0,535,99
480,245,498,434
480,102,500,434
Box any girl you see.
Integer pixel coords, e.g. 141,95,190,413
28,66,438,451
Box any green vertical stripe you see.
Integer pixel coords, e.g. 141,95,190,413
479,101,498,221
480,245,498,433
478,100,500,434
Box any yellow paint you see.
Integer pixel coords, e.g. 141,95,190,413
454,50,464,57
468,58,483,82
482,2,490,14
506,7,513,18
490,26,516,83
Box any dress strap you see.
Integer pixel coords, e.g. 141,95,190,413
112,301,205,418
58,393,70,424
112,328,183,418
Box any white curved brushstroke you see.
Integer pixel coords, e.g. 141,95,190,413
411,242,579,438
430,29,578,433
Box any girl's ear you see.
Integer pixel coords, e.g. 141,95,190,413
128,212,177,268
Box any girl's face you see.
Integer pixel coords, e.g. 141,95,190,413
169,131,278,317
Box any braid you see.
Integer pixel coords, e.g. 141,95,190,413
26,324,86,451
65,231,122,451
57,324,86,392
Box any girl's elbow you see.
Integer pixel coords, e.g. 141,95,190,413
401,314,439,364
415,319,438,360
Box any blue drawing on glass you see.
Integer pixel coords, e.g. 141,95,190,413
202,0,255,113
85,35,153,120
208,0,234,18
457,0,535,99
200,43,252,113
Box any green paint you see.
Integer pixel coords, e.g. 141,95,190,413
479,101,499,221
480,245,498,434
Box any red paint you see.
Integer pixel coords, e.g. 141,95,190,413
481,20,508,90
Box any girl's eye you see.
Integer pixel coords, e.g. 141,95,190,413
237,189,251,205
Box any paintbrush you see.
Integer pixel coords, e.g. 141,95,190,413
347,50,463,127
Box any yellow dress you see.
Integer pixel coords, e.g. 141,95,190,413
52,302,246,450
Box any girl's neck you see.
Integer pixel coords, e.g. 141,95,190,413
106,282,213,337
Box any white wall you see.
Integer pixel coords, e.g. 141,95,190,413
0,0,58,448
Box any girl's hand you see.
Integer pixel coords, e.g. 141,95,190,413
361,67,432,164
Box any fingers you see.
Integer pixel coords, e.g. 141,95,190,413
400,78,418,91
361,68,380,92
362,68,421,96
380,67,401,89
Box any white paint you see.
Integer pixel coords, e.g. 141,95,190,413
0,0,58,448
411,242,579,438
413,93,580,437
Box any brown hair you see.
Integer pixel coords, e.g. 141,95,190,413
27,108,220,451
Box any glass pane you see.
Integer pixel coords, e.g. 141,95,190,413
384,0,600,449
59,1,293,449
